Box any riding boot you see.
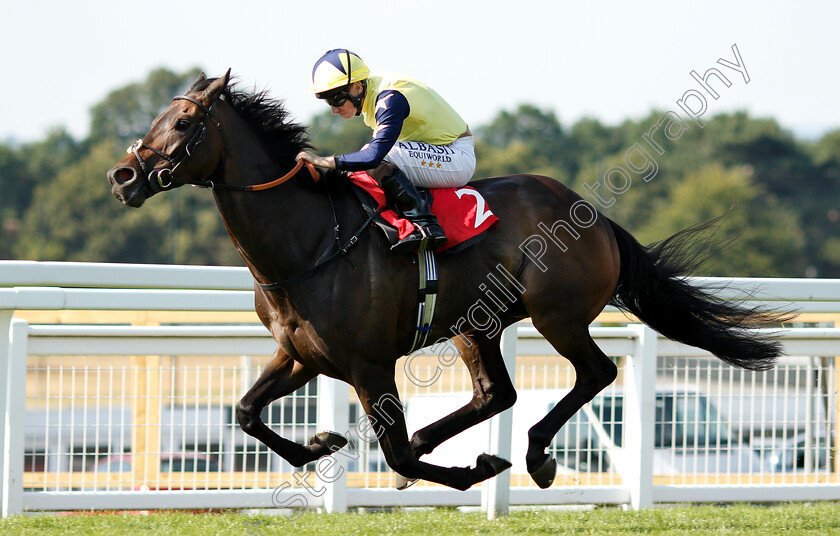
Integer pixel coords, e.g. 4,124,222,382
378,170,447,254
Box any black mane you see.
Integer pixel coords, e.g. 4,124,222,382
190,76,352,196
193,77,313,165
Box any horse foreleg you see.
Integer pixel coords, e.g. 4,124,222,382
354,369,511,492
524,327,617,488
409,332,517,458
236,348,347,468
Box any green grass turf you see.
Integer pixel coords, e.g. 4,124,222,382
1,503,839,535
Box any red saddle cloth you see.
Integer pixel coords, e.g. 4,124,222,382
347,171,499,252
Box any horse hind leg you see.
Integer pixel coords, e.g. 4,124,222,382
399,332,515,489
354,369,511,491
409,331,517,459
525,325,617,488
236,348,347,468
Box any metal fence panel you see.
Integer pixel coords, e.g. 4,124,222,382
2,263,840,515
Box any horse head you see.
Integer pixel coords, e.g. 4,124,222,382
107,70,231,207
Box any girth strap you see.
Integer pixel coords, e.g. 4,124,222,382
408,240,438,353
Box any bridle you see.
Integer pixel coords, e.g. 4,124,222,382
126,85,359,291
128,93,318,193
128,95,223,192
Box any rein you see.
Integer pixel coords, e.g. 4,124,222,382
129,94,319,193
160,158,319,192
129,90,373,291
211,159,320,191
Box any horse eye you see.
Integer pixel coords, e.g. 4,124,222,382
175,118,191,131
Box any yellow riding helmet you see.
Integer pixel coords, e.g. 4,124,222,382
310,49,370,95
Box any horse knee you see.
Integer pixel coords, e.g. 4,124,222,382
409,432,430,457
385,450,418,477
577,357,617,393
491,386,517,413
477,382,517,418
594,359,618,390
235,401,261,436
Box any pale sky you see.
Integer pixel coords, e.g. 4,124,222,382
2,0,837,143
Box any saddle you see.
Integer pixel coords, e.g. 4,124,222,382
347,171,499,254
346,171,500,352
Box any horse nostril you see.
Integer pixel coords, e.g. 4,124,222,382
111,167,136,185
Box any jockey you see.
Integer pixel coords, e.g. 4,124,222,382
295,48,476,254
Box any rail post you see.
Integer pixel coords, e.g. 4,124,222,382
621,324,657,510
1,319,28,516
317,375,349,513
0,311,13,517
484,323,518,519
131,318,162,490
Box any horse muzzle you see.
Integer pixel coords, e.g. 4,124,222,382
107,165,152,208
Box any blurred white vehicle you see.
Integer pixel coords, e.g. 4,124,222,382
404,387,764,476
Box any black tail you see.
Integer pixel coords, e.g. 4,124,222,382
606,217,794,371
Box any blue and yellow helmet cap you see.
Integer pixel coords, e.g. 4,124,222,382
310,49,370,94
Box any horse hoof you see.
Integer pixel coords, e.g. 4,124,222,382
310,431,348,452
477,453,512,476
529,455,557,489
395,473,419,490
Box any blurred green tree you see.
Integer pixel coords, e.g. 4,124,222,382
88,67,203,148
16,140,240,265
307,109,375,156
0,66,835,278
635,164,804,276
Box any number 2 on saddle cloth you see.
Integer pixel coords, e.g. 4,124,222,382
347,171,499,254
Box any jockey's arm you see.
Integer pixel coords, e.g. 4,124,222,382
296,91,409,171
295,152,336,169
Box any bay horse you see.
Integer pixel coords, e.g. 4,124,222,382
107,71,789,491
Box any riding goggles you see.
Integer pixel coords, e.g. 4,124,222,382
317,86,351,107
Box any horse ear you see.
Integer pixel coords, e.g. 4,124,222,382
203,69,232,102
190,72,207,90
